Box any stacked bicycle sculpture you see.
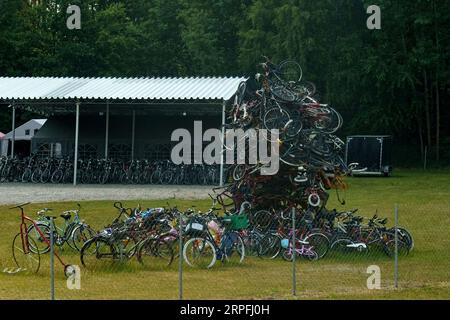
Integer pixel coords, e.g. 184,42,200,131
218,57,350,217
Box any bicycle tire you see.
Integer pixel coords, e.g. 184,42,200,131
71,224,96,251
137,238,174,268
26,223,51,254
40,169,51,184
258,233,282,259
183,237,217,269
21,168,32,183
277,60,303,83
51,170,63,184
12,233,41,273
31,169,42,183
221,232,245,264
389,227,414,252
80,237,116,270
160,170,173,185
250,210,272,232
303,232,330,259
263,107,291,140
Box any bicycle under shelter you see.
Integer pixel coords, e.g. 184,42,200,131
0,76,246,186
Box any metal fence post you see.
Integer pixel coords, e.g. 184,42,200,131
179,215,183,300
50,218,55,300
292,207,296,296
394,204,399,289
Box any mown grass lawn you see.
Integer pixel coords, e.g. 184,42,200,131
0,169,449,299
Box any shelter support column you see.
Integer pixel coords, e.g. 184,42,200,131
219,101,226,187
11,105,15,158
73,101,80,186
105,101,110,159
131,110,136,161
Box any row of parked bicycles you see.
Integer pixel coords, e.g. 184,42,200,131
9,198,413,276
0,156,220,185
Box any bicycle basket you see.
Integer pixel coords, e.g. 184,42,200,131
222,214,249,231
185,217,207,236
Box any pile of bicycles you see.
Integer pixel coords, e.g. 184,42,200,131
9,200,413,275
78,201,247,270
218,57,368,222
0,156,220,185
76,201,413,271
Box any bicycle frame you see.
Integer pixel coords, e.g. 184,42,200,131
17,206,68,268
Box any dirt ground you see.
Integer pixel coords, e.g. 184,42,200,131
0,183,213,205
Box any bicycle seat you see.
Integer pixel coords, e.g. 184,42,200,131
60,212,72,220
45,215,57,220
378,218,388,225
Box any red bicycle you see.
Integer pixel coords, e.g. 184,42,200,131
10,202,75,276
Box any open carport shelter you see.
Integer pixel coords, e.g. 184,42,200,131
0,76,247,185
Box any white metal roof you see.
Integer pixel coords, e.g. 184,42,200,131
0,76,247,101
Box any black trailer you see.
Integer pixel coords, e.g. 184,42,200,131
345,135,393,176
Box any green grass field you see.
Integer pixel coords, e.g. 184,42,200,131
0,169,449,300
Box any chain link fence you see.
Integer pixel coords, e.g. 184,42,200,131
0,200,448,300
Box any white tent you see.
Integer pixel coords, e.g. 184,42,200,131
1,119,47,156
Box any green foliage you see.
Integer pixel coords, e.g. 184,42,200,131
0,0,448,164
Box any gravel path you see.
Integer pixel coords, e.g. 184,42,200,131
0,183,214,205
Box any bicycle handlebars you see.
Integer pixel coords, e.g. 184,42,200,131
9,202,31,210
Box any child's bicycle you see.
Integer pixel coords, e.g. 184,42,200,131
281,229,319,261
10,202,76,277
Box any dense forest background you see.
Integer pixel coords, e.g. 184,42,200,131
0,0,448,166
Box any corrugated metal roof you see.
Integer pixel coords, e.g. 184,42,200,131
0,76,247,101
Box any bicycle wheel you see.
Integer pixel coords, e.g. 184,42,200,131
292,81,316,97
82,171,92,184
50,170,63,184
234,81,247,106
383,236,409,258
241,232,261,257
389,227,414,252
232,164,246,181
278,60,302,83
71,225,96,251
40,169,51,183
271,83,298,103
263,107,291,140
221,232,245,264
281,247,294,261
26,223,51,254
31,169,42,183
150,171,161,184
250,210,272,232
160,171,173,185
80,238,116,270
137,238,174,268
313,107,342,134
258,233,282,259
12,233,41,273
183,237,216,269
280,144,307,167
21,168,32,183
303,248,319,261
285,110,303,138
113,236,139,260
303,232,330,259
98,171,109,184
